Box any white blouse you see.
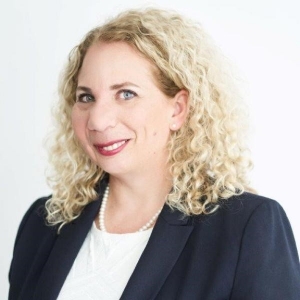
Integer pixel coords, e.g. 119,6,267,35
57,222,152,300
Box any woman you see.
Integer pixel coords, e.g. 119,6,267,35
9,8,300,300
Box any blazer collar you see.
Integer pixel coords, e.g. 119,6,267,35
120,205,193,300
33,178,194,300
32,179,107,300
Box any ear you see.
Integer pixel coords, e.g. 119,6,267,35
169,89,189,131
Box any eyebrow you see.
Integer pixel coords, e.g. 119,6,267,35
76,86,92,93
110,82,140,90
76,82,140,93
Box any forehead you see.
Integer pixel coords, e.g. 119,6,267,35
78,42,158,86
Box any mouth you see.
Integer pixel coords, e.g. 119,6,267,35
94,139,129,156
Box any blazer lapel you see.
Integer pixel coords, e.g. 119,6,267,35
32,180,108,300
29,175,192,300
120,206,194,300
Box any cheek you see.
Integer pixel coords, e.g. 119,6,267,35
71,109,87,141
146,110,171,142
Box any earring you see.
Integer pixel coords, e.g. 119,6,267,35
172,124,176,129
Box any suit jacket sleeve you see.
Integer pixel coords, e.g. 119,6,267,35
8,197,53,300
230,200,300,299
9,198,43,281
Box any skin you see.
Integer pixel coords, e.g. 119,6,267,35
72,42,188,233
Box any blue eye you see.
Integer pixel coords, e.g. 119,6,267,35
77,93,94,103
119,90,137,100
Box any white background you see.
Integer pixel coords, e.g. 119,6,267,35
1,0,299,297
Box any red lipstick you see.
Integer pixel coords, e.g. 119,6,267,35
94,139,129,156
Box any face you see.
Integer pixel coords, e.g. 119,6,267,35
72,42,180,177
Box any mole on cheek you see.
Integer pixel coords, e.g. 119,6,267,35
153,132,157,136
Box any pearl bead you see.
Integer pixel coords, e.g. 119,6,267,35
98,185,163,232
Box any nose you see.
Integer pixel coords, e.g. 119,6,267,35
87,100,117,132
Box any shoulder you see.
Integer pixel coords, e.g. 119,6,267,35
220,194,300,298
14,196,52,243
11,196,55,258
9,196,57,298
10,196,55,266
203,192,288,227
219,192,282,215
220,192,295,240
189,193,300,298
20,196,50,224
219,192,294,236
189,192,298,254
223,192,298,251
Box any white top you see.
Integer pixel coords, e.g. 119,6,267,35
57,222,152,300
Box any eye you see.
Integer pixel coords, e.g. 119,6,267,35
76,93,94,103
119,89,137,100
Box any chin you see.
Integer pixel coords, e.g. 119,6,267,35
96,160,133,177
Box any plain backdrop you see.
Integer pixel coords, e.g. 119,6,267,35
1,0,299,297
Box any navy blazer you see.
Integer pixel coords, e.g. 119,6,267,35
9,180,300,299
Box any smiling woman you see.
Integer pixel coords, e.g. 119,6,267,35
72,41,185,178
8,7,300,300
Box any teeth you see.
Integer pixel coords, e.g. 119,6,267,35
102,140,126,151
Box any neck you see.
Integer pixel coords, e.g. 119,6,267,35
110,172,171,207
99,169,172,233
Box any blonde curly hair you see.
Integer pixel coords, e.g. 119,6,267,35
46,7,253,228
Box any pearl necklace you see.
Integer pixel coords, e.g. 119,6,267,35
99,185,163,233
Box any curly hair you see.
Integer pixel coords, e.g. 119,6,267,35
45,7,253,228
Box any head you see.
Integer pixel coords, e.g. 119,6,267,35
46,8,252,227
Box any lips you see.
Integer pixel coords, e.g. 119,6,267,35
94,139,129,156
